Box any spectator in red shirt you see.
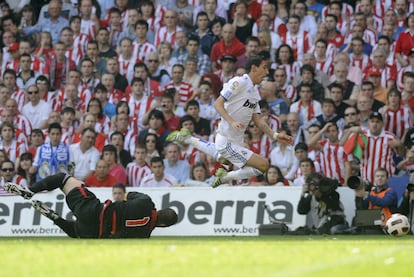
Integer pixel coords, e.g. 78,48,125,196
395,13,414,67
210,23,245,72
85,159,118,187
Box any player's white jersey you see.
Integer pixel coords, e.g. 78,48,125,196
217,74,261,143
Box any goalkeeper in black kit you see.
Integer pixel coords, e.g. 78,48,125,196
4,173,178,238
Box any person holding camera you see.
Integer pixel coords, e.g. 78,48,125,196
297,173,348,234
354,167,399,228
398,174,414,234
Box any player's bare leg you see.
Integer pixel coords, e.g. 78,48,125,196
167,127,228,162
212,153,269,188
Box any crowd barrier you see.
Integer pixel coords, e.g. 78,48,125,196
0,186,360,236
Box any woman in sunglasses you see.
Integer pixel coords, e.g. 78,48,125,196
0,160,28,196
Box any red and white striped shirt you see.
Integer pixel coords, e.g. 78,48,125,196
132,41,156,62
319,140,352,185
164,81,194,107
405,161,414,174
0,139,27,162
95,115,111,135
322,3,354,22
250,135,272,159
360,130,396,183
4,59,19,72
350,54,372,72
11,87,27,113
252,17,287,36
382,106,411,138
149,5,165,33
108,88,126,106
141,173,176,187
279,83,296,103
316,58,334,77
180,145,201,165
272,62,301,84
396,65,413,91
154,26,182,48
280,31,311,62
77,86,92,113
268,114,281,132
80,19,96,40
372,0,393,18
363,65,397,88
61,125,75,145
125,94,155,132
0,175,27,196
117,55,139,84
14,114,32,137
126,162,152,187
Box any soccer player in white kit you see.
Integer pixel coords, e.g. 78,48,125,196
167,55,293,187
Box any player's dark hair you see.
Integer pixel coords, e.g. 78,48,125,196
156,208,178,227
112,183,126,193
245,55,263,73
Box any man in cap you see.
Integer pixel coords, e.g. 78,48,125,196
342,112,402,184
366,67,388,104
4,42,20,72
215,54,237,84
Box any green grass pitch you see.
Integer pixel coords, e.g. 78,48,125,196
1,236,414,277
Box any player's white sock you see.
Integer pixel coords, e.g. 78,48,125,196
222,166,262,182
187,137,218,158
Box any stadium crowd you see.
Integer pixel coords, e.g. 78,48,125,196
0,0,413,204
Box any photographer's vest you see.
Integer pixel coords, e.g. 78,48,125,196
368,187,393,225
36,142,70,181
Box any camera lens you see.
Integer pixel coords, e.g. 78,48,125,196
347,176,361,189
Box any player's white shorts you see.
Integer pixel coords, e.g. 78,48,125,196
215,133,254,168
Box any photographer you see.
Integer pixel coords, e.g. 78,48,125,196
297,173,348,234
398,174,414,234
354,168,399,227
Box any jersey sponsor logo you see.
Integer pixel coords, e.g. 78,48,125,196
243,99,257,109
230,81,239,90
125,217,150,227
